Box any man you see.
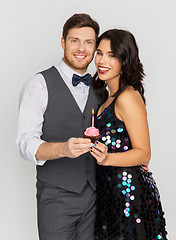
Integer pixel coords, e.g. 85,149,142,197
16,13,100,240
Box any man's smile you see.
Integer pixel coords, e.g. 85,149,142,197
73,54,87,60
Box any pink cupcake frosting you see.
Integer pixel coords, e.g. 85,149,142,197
84,127,100,136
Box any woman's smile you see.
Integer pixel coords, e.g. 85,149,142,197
98,65,111,74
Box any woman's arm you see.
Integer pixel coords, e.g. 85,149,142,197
90,88,151,167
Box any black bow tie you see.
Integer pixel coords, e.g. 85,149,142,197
72,73,92,87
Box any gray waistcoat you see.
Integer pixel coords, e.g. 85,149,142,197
36,66,101,193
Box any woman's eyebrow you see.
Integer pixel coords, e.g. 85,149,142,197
96,49,113,53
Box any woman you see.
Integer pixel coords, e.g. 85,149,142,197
91,29,167,240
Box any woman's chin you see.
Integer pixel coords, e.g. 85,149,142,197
98,74,107,81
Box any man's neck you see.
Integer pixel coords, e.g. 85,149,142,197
62,58,87,75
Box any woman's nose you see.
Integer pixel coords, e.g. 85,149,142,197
99,55,107,64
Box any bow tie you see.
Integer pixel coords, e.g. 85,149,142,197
72,73,92,87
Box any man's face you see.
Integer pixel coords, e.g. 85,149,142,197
61,27,96,74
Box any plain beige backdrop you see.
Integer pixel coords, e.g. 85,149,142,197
1,0,175,239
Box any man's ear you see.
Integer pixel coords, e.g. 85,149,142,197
61,37,65,50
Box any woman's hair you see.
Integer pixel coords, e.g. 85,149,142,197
92,29,146,104
62,13,100,42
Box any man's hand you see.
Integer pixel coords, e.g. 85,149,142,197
64,137,93,158
36,138,93,161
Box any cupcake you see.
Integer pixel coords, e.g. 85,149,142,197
83,126,101,143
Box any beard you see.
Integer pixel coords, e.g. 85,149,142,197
63,49,94,73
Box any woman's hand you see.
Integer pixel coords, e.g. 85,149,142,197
90,141,108,165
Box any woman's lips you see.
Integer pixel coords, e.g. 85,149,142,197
98,66,110,74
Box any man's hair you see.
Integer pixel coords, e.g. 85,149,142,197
62,13,100,41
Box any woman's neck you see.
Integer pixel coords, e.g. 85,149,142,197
107,78,119,96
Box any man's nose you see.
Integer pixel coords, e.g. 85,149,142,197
77,42,85,52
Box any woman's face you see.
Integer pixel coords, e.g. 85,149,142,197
95,39,122,82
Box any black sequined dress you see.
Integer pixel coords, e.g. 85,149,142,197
95,98,167,240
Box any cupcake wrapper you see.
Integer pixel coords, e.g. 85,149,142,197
83,134,101,143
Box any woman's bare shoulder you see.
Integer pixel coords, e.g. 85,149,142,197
116,87,145,107
115,87,146,120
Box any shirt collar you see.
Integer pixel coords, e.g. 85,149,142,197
57,59,89,80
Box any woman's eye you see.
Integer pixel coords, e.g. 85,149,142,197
97,52,102,55
72,39,77,43
109,54,114,58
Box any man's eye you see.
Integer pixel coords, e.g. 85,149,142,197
72,40,77,43
87,41,92,45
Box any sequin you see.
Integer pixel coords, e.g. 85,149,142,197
118,184,122,188
116,139,121,144
102,225,107,230
122,190,126,195
117,128,123,132
130,195,135,200
123,146,128,150
111,129,116,134
127,179,132,183
125,197,130,202
122,177,127,181
122,181,127,186
126,188,131,193
157,235,162,239
136,218,141,224
127,174,132,179
124,208,130,214
116,144,121,148
106,136,111,140
102,136,106,141
118,174,122,178
125,214,129,218
112,142,116,146
107,123,111,127
126,202,130,207
123,172,127,176
131,186,135,191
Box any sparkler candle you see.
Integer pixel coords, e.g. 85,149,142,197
92,108,94,127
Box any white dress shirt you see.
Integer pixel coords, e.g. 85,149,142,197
16,59,90,165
